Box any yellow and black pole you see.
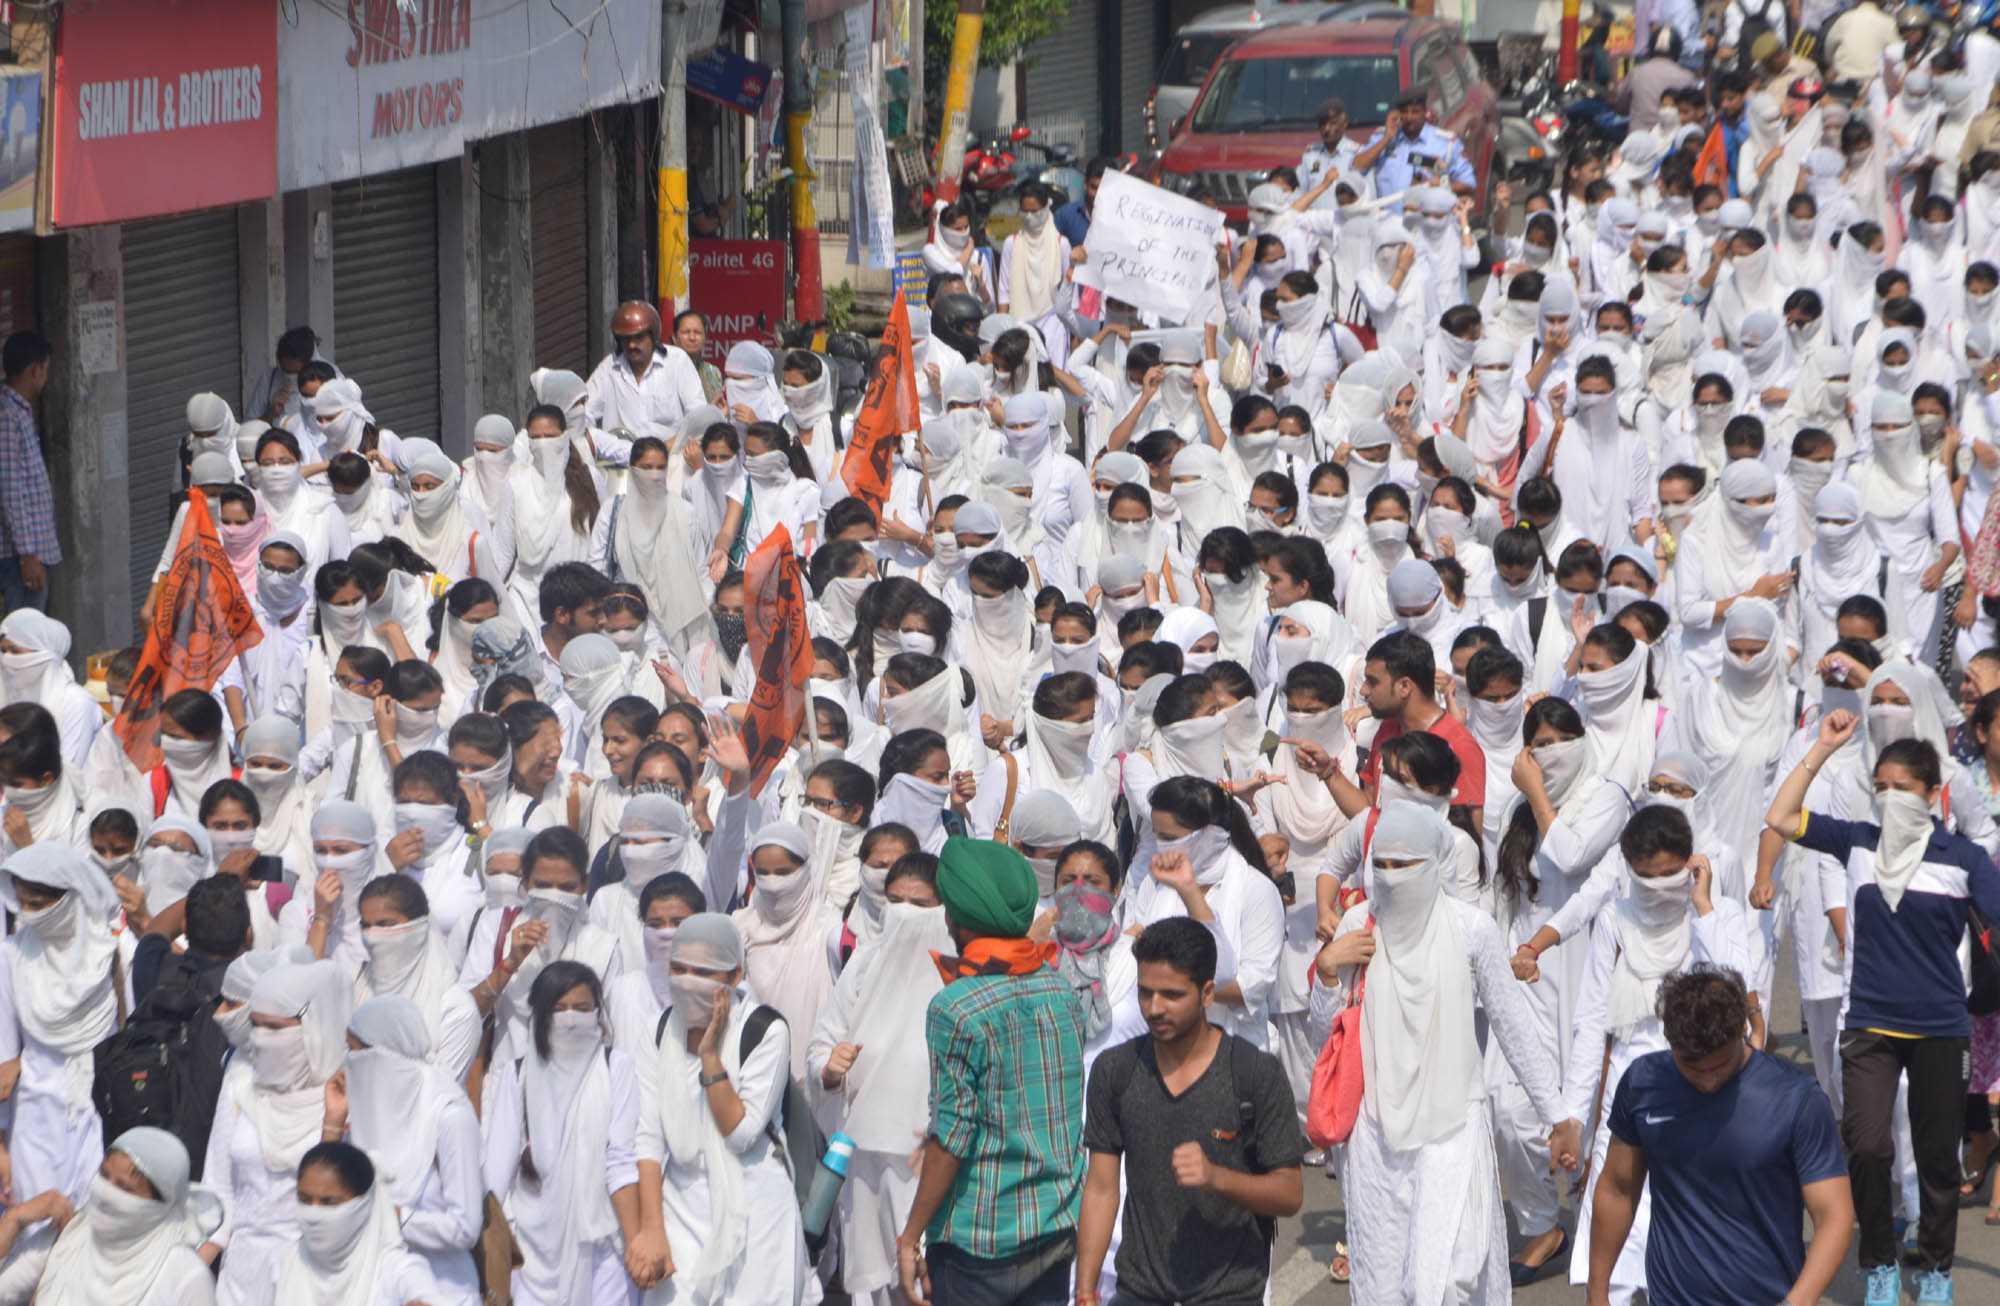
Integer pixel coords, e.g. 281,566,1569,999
658,0,690,321
932,0,985,204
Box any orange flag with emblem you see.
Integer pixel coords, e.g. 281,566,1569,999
1692,123,1728,190
839,289,920,518
114,489,263,771
738,525,813,798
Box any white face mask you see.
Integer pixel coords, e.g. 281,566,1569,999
392,801,460,859
529,435,568,479
296,1194,373,1262
669,972,727,1027
256,463,302,498
547,1007,602,1059
249,1023,313,1091
1867,702,1916,748
160,735,215,772
484,871,526,910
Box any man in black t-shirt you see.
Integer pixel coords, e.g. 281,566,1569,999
1073,914,1306,1306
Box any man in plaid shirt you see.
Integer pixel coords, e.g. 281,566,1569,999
0,333,57,614
899,837,1087,1306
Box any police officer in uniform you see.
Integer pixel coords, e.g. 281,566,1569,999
1296,98,1368,208
1352,88,1476,207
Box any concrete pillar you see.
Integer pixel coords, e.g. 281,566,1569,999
586,113,618,368
42,226,134,654
437,155,480,456
281,186,335,359
237,199,285,418
478,135,534,419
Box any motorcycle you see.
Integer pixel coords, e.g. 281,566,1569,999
918,125,1028,217
1558,81,1629,152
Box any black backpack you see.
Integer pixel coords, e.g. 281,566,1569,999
1971,905,2000,1017
91,952,232,1179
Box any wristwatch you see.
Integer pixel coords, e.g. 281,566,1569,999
699,1068,730,1088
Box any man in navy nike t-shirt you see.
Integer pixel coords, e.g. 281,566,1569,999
1587,966,1851,1306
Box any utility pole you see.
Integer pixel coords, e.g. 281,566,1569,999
1558,0,1581,82
932,0,984,204
658,0,690,321
780,0,823,321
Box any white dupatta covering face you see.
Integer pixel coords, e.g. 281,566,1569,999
243,961,352,1173
1607,867,1693,1033
837,903,952,1151
653,914,754,1296
615,450,710,650
1575,638,1655,796
277,1174,411,1306
1359,802,1477,1149
35,1126,223,1306
518,998,619,1306
344,997,457,1210
0,844,121,1084
242,716,316,875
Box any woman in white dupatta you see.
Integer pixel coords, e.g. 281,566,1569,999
1019,673,1116,846
0,710,83,856
1795,483,1901,672
1356,221,1429,363
962,549,1036,734
615,436,712,656
806,895,952,1306
1679,598,1794,865
1671,458,1791,690
1856,390,1958,659
481,961,640,1306
397,437,506,585
339,996,483,1305
278,1140,440,1306
32,1126,224,1306
1310,801,1580,1305
352,873,481,1083
1775,193,1833,289
590,794,707,975
1574,622,1658,797
557,633,629,776
632,913,813,1305
731,822,840,1082
205,960,353,1305
505,406,607,632
0,612,100,769
1777,343,1856,466
0,844,121,1206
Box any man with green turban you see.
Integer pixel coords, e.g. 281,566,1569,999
897,837,1088,1304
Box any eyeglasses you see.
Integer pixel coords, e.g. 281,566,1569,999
804,794,851,814
331,673,373,693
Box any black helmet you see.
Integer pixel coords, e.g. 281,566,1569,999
931,292,985,360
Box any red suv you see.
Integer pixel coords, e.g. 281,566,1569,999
1151,17,1502,226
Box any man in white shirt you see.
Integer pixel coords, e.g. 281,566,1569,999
1826,0,1900,85
582,301,709,442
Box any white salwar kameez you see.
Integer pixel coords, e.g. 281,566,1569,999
1312,898,1567,1305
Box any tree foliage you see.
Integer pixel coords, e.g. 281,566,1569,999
923,0,1070,69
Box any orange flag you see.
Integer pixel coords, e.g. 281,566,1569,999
739,524,813,798
1692,123,1728,191
839,288,920,518
114,490,263,771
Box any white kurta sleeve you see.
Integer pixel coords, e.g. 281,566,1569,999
201,1083,241,1251
1225,873,1286,1022
725,1010,791,1156
397,1094,484,1257
605,1051,640,1194
1543,850,1625,943
1562,915,1618,1123
1467,906,1567,1126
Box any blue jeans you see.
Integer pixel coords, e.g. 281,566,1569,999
0,557,47,615
926,1232,1075,1306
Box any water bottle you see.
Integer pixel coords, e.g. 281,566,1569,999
801,1131,856,1239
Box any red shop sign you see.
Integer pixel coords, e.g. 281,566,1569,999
52,0,277,227
689,239,788,362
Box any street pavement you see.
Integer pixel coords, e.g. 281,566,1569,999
1265,949,2000,1304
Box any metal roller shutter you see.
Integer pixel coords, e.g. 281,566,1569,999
530,120,592,378
1022,2,1101,154
1118,2,1160,156
123,211,242,605
333,166,441,442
